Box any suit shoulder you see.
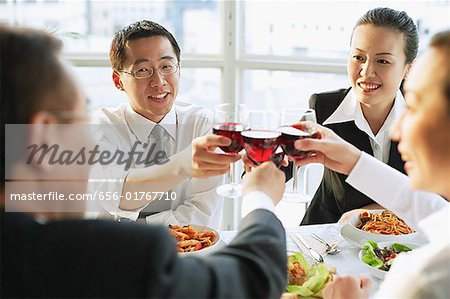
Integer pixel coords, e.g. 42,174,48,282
309,88,351,124
309,88,350,107
49,220,175,252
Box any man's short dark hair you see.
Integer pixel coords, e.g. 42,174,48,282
0,25,76,185
109,20,181,71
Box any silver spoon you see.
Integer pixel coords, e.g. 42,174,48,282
310,233,341,255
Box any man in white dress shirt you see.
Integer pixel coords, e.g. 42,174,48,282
89,20,239,227
294,31,450,298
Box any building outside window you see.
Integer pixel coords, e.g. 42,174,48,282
1,0,448,112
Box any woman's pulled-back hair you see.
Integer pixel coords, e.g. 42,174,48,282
354,7,419,64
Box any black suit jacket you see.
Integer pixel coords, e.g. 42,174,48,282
301,88,405,225
1,209,286,298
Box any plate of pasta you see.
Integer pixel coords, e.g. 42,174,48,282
168,224,221,256
341,210,420,248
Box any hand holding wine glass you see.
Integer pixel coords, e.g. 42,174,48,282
213,103,249,198
242,162,286,205
191,135,241,178
279,108,318,197
293,123,361,175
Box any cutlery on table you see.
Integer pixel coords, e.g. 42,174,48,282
290,234,324,263
310,233,341,255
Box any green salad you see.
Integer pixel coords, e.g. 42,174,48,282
286,252,332,297
361,241,412,271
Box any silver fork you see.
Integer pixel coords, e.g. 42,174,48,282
290,234,324,263
310,233,341,255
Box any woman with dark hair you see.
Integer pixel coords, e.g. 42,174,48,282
301,7,420,224
295,30,450,298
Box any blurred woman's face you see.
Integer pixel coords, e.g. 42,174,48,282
391,48,450,197
348,25,410,109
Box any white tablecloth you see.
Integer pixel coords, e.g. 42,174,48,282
220,223,383,297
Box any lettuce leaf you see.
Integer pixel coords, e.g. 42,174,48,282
301,263,330,293
392,243,412,252
287,252,330,297
286,284,315,297
361,241,383,268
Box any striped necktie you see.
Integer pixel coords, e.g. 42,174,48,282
139,124,172,218
146,124,167,166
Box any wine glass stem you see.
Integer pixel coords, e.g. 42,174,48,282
292,162,299,193
228,161,236,185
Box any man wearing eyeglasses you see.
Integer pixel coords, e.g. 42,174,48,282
89,20,237,226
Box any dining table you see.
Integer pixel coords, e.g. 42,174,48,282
220,223,388,298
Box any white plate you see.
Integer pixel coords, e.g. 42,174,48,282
175,224,222,256
358,241,420,279
342,210,420,247
340,222,425,248
340,223,367,248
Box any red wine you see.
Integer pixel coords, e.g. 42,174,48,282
241,130,281,163
213,122,247,154
279,126,317,159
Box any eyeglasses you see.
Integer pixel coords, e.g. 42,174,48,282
120,62,180,79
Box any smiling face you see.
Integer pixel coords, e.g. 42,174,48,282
391,48,450,197
113,35,179,123
348,25,411,109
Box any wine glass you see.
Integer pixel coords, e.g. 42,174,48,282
213,103,249,198
279,108,317,198
242,110,281,165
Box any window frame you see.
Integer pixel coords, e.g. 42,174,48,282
66,1,347,107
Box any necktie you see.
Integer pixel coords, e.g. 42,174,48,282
146,124,167,166
139,125,172,218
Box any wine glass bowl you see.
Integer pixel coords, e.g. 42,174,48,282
243,110,281,165
241,130,281,164
212,122,247,155
279,125,319,159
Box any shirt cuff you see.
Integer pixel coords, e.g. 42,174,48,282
346,151,369,183
241,191,275,218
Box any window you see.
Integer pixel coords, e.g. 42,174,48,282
1,0,449,111
243,70,348,110
0,0,222,111
242,1,449,59
239,0,450,108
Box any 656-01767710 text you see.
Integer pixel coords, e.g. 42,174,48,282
9,191,176,202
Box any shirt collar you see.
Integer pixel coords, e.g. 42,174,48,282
323,89,358,125
378,90,406,134
125,104,176,142
323,89,406,138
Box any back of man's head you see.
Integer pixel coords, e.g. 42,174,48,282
0,25,77,186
